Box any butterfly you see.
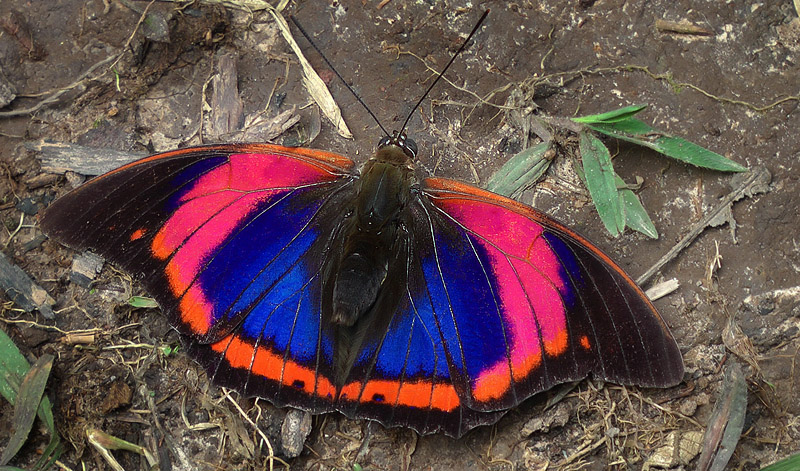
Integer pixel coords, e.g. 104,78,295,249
40,11,683,439
40,131,683,438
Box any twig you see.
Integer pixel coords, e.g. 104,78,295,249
637,166,771,285
223,389,290,470
0,55,116,118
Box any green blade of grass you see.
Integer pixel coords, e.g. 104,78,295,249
616,174,658,239
1,355,54,466
587,118,653,136
0,329,32,405
586,120,747,172
760,452,800,471
31,435,62,471
579,131,625,237
0,330,61,468
486,141,552,197
572,104,648,124
651,135,748,172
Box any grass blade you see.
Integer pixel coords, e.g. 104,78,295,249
586,120,747,172
650,135,748,172
586,118,653,136
0,330,33,405
760,452,800,471
579,132,625,237
0,330,61,468
697,363,747,471
572,104,648,124
1,355,54,465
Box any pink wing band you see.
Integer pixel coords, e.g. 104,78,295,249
150,152,347,335
425,179,571,402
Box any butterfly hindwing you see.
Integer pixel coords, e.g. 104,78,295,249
414,177,684,412
327,226,506,437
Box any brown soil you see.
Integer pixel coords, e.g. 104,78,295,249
0,1,798,470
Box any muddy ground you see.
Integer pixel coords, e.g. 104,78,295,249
0,0,798,470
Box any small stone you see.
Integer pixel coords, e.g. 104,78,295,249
522,446,550,471
520,401,571,436
643,431,704,470
0,66,16,108
678,399,698,416
70,251,105,288
15,197,40,215
280,408,312,458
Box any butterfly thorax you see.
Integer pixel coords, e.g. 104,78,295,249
325,141,417,385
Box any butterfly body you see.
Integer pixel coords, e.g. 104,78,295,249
41,136,683,437
324,140,417,385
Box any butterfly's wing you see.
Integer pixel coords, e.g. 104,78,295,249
412,178,683,414
321,177,682,438
41,144,359,412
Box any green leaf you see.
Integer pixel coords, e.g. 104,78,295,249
586,120,747,172
587,118,654,136
31,436,62,471
0,329,30,406
486,141,552,197
760,452,800,471
572,104,648,124
128,296,158,308
615,174,658,239
0,330,61,468
579,132,625,237
1,355,53,466
650,136,748,172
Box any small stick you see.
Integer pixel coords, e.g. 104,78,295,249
637,166,770,286
655,19,713,36
0,55,115,118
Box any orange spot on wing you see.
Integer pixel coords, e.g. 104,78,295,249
339,382,361,401
580,335,591,350
473,362,512,402
512,351,542,381
397,382,434,408
178,286,212,335
545,329,569,357
431,384,460,412
361,380,401,405
130,227,147,241
151,227,173,260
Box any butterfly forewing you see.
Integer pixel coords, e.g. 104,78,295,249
42,144,360,413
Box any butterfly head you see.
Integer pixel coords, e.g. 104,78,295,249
378,131,418,160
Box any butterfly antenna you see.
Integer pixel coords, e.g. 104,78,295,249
399,9,490,135
290,16,391,138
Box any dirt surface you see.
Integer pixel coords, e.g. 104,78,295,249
1,0,798,470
